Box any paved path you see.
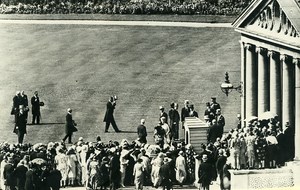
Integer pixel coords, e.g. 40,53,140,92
0,19,232,28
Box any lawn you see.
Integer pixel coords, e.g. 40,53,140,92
0,23,241,145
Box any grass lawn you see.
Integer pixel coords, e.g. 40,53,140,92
0,22,241,145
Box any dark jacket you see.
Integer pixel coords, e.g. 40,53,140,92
14,113,27,134
181,107,190,122
25,169,37,190
14,164,28,190
65,113,76,134
137,124,147,139
103,101,115,122
4,163,15,186
31,96,40,115
198,161,213,186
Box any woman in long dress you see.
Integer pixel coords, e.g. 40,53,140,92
133,158,145,190
151,152,164,188
67,147,78,186
55,148,69,187
175,151,187,186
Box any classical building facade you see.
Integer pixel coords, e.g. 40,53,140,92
233,0,300,160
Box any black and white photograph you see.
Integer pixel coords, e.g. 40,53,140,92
0,0,299,189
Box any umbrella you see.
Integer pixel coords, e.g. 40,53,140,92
259,111,278,120
244,116,258,122
31,158,46,165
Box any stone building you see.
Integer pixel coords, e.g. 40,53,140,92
232,0,300,189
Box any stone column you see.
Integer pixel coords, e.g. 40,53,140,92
269,51,281,118
245,44,258,119
281,54,294,130
257,47,269,117
294,58,300,160
240,41,245,127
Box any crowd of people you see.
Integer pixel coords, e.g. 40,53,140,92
0,0,251,15
4,92,295,190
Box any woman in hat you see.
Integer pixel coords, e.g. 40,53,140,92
67,147,78,186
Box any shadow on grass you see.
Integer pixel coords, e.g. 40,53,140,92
27,122,65,126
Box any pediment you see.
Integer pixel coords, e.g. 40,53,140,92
233,0,300,46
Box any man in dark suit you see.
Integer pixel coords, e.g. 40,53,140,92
31,91,41,124
210,97,221,114
215,109,225,138
169,103,180,140
103,96,121,133
159,157,172,190
14,105,27,144
198,154,213,190
20,91,29,122
189,104,198,118
208,119,218,143
159,106,168,124
181,100,190,128
216,149,227,190
12,91,21,123
14,160,28,190
137,119,147,144
3,157,15,190
62,108,77,144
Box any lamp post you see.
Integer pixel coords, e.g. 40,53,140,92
220,72,243,96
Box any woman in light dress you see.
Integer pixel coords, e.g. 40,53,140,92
151,152,164,188
55,148,70,187
176,151,187,186
133,158,145,190
0,154,8,190
67,147,78,186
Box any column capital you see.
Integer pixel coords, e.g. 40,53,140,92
245,43,255,51
293,58,300,65
256,47,267,55
268,50,279,58
280,54,291,62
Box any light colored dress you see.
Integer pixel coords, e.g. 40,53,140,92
133,162,145,190
68,153,78,180
151,155,163,187
55,153,69,181
176,155,187,183
0,160,7,190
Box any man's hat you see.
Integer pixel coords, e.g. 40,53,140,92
211,96,216,99
184,100,189,105
159,106,164,110
67,108,72,112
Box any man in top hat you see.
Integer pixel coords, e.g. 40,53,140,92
62,108,77,144
103,96,121,133
137,119,147,144
210,96,221,114
181,100,190,128
31,91,41,124
159,106,168,124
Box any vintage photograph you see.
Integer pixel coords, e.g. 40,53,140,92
0,0,299,189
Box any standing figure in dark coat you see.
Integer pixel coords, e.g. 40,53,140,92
103,96,121,133
62,108,77,144
98,157,110,190
31,91,41,125
12,91,21,123
215,109,225,139
20,91,29,122
181,100,190,128
169,103,180,140
137,119,147,144
216,149,227,190
210,97,221,114
189,104,199,118
25,163,37,190
204,102,214,122
159,106,168,124
14,160,28,190
208,119,218,143
283,121,295,162
159,157,172,190
3,157,15,190
198,154,213,190
109,149,121,190
47,167,62,190
14,106,27,144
